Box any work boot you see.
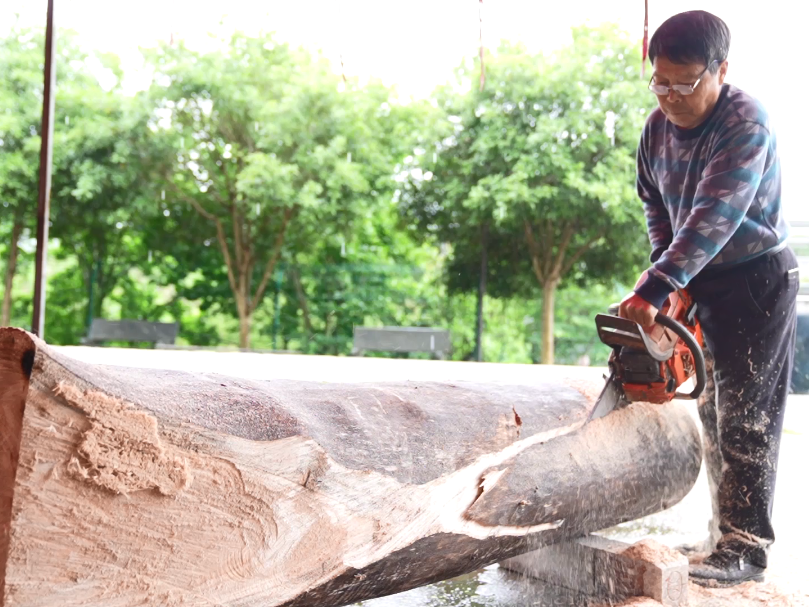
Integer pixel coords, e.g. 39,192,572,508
674,536,712,557
689,548,766,587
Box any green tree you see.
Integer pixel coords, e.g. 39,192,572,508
49,82,164,338
0,24,50,326
268,204,447,356
145,32,422,348
402,26,655,364
398,110,529,362
0,24,105,329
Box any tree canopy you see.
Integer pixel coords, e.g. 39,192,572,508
400,26,656,363
142,32,428,348
1,22,655,365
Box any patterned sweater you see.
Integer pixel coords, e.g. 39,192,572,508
634,84,789,309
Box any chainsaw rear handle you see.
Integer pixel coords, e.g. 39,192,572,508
654,312,707,401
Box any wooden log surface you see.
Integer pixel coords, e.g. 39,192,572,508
0,327,702,607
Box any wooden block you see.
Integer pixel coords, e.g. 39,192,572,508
621,539,689,607
500,536,688,606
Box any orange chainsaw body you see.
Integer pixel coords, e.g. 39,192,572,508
619,290,704,404
594,289,704,408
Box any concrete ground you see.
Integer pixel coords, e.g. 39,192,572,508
54,345,809,607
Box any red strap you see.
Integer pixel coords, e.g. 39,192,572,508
642,0,649,77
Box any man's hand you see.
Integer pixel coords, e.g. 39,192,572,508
618,292,658,327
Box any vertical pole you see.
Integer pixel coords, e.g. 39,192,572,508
32,0,56,338
86,259,97,332
478,0,485,91
474,223,489,362
642,0,649,78
272,267,283,350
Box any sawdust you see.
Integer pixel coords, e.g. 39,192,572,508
590,596,661,606
591,580,803,606
688,580,802,606
594,599,663,607
54,382,191,496
621,539,686,565
564,377,604,405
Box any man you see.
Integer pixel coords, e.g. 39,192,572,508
619,10,799,586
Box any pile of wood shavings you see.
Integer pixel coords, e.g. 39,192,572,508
591,580,802,606
597,598,663,606
620,538,686,564
590,596,662,606
688,579,802,606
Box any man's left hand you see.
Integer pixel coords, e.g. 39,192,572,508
619,292,658,327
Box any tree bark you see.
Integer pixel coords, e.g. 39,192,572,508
1,220,23,327
238,308,251,349
84,257,105,332
475,223,489,362
541,279,558,365
524,220,604,367
0,327,702,607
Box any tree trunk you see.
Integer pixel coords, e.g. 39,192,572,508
475,224,489,362
290,265,313,339
231,281,251,349
1,220,23,327
238,311,251,349
541,279,558,365
0,327,702,607
84,258,102,332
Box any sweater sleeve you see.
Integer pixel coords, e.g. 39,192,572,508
635,120,770,309
636,126,672,263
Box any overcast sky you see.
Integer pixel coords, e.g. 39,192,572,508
5,0,806,219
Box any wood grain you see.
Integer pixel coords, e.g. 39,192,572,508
0,329,34,600
0,327,702,607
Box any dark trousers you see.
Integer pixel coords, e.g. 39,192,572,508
687,246,799,568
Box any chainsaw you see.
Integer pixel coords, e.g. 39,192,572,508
588,289,708,421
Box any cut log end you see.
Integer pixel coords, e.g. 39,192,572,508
0,328,35,603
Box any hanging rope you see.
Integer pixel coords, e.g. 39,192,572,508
479,0,485,91
338,2,347,85
642,0,649,77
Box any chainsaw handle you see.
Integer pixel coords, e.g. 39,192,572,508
654,312,707,401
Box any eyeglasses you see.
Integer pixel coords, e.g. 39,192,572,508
648,60,718,96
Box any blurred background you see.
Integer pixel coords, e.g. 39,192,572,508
2,0,807,375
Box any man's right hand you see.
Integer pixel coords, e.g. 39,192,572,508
618,292,659,328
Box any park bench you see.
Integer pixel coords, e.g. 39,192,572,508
352,326,451,359
83,318,179,347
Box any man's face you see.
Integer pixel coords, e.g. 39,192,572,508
651,56,728,129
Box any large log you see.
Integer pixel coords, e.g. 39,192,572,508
0,327,702,607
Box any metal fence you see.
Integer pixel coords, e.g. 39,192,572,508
788,221,809,392
790,221,809,314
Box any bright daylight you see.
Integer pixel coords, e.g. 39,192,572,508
1,1,807,606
